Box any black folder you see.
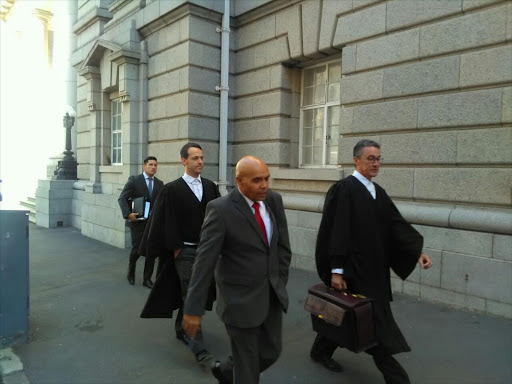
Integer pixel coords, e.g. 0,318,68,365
131,197,150,220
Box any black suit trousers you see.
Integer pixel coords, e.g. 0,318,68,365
310,334,410,384
128,220,154,281
224,289,283,384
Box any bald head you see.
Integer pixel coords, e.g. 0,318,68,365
236,156,266,177
236,156,270,201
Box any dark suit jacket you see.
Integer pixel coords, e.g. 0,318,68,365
118,173,164,220
184,188,292,329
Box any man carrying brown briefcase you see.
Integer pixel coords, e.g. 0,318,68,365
311,139,432,383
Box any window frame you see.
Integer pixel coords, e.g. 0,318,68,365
111,98,123,165
299,59,341,168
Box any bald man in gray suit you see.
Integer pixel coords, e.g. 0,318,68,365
182,156,292,384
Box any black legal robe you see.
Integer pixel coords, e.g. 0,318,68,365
140,177,221,318
315,175,423,354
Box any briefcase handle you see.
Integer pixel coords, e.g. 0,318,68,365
327,286,367,299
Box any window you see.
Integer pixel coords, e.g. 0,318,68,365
300,61,341,167
111,99,123,164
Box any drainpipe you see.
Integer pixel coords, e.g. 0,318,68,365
139,37,149,161
215,0,230,196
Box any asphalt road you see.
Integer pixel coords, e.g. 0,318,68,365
10,225,512,384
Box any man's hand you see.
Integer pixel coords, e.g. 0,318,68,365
182,314,201,340
127,212,138,222
174,248,181,259
331,273,347,291
418,253,433,269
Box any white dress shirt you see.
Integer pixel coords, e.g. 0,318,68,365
332,171,377,276
239,190,273,243
352,170,376,199
182,173,203,202
143,172,153,188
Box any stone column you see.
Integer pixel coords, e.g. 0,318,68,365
33,8,52,65
79,66,102,192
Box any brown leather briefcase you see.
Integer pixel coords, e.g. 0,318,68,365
304,283,377,353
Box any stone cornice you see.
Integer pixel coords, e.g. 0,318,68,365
109,49,140,65
139,3,221,37
279,191,512,235
0,0,16,22
233,0,302,27
78,66,100,79
33,8,53,25
109,0,143,15
79,39,123,70
104,0,145,33
72,7,113,35
280,191,326,214
397,202,512,236
270,166,343,181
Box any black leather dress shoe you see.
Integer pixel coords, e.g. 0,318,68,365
311,354,344,372
143,279,153,289
127,275,135,285
211,360,231,384
195,349,213,365
175,331,188,346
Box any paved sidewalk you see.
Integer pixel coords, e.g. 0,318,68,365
0,348,29,384
4,224,512,383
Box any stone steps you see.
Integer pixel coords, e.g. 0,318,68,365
19,196,36,223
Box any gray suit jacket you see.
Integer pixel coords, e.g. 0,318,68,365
184,188,292,328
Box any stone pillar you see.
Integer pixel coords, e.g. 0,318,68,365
79,66,102,191
35,179,75,228
33,8,53,66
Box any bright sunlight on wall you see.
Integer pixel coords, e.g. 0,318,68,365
0,0,73,209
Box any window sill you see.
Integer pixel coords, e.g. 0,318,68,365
270,167,344,182
99,165,124,173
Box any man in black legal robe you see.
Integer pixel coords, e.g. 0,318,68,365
139,142,221,365
311,139,432,383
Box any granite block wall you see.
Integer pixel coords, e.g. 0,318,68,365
233,0,511,318
64,0,512,317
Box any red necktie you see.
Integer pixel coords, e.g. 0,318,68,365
252,202,268,245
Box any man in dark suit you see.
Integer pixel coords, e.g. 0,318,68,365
139,142,220,365
311,139,432,383
118,156,163,288
182,156,292,384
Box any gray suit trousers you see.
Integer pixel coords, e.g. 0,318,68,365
225,289,282,384
175,246,206,355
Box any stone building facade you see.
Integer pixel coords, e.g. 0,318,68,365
42,0,512,318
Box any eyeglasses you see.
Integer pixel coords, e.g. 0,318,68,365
363,156,382,164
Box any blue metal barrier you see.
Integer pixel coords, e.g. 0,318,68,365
0,210,29,347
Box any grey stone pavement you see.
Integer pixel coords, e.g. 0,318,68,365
1,224,511,384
